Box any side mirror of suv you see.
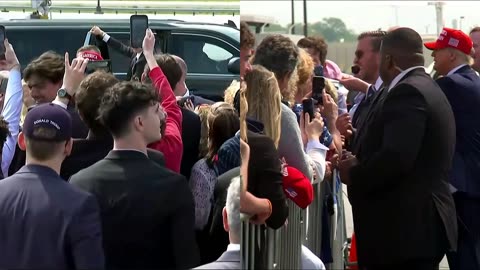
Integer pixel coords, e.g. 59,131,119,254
227,57,240,74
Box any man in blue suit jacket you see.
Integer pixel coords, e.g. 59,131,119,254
426,27,480,270
0,103,104,269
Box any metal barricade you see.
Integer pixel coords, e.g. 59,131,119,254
241,170,348,270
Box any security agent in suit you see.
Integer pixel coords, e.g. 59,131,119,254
195,175,241,270
0,103,104,269
425,27,480,270
69,81,199,269
338,28,457,270
91,26,146,81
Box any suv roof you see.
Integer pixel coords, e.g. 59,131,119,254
2,18,239,42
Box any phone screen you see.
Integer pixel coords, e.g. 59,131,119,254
130,15,148,49
86,60,112,75
312,76,325,104
0,26,6,57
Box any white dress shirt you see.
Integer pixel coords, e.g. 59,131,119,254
388,66,426,92
447,64,468,76
226,244,240,252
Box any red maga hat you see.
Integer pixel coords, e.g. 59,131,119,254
79,51,104,61
424,27,473,55
282,164,314,209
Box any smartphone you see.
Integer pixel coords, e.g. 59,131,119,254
130,15,149,49
85,60,112,74
0,25,6,59
312,76,325,105
302,98,315,122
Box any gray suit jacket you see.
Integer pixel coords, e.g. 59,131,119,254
194,249,240,269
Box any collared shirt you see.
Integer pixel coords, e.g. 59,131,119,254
388,66,426,92
111,148,148,157
447,64,468,76
226,244,240,252
349,77,383,118
181,88,190,98
1,69,23,177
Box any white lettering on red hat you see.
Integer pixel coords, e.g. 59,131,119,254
285,188,298,198
448,38,459,47
441,29,448,36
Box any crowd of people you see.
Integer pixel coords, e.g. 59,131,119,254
0,16,479,270
239,21,480,270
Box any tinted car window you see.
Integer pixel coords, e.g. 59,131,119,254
170,34,238,74
6,28,86,68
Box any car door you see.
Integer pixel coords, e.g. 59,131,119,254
84,29,167,81
169,32,240,99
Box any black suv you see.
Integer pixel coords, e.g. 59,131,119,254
2,19,240,98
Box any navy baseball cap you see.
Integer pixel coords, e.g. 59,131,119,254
23,103,72,141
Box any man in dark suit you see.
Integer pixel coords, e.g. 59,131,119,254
338,28,457,269
195,176,241,270
425,27,480,270
91,26,145,81
60,70,165,180
70,81,199,269
0,103,104,269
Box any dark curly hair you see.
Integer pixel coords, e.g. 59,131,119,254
297,36,328,65
252,34,298,81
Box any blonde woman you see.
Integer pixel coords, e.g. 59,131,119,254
245,65,329,182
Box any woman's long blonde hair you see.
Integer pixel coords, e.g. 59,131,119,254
244,65,282,148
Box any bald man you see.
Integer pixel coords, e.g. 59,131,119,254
339,27,457,269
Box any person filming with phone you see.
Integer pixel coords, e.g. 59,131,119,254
90,19,146,82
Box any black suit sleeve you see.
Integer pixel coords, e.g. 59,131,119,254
68,194,105,269
147,149,166,167
170,175,200,268
106,35,135,58
349,85,428,195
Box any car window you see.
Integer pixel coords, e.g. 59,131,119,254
104,32,164,76
170,34,238,74
6,28,86,68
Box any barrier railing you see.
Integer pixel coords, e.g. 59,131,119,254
241,169,348,269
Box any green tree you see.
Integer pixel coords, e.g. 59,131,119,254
309,17,356,42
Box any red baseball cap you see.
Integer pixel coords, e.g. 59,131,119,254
79,51,104,61
424,27,473,55
282,165,314,209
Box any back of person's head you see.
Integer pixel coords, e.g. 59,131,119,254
206,102,239,166
76,70,119,135
380,28,424,82
224,80,240,106
98,81,161,143
24,51,64,84
382,27,425,68
143,54,184,95
253,35,299,84
19,103,73,162
292,48,314,104
197,104,212,158
224,175,241,243
241,21,255,50
244,65,281,147
297,36,328,67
